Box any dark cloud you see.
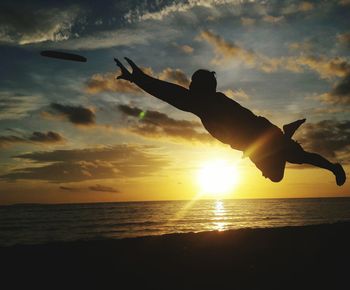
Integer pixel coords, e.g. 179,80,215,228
0,135,26,148
59,186,81,191
28,131,65,143
118,105,143,117
0,1,163,48
329,73,350,104
89,184,120,193
0,131,64,148
0,145,169,182
118,104,213,143
295,119,350,162
319,72,350,105
49,103,96,126
0,5,80,44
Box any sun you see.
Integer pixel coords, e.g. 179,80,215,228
196,159,239,197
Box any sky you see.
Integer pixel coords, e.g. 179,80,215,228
0,0,349,204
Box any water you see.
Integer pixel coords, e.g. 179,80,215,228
1,198,350,246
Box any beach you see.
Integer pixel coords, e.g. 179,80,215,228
2,222,350,289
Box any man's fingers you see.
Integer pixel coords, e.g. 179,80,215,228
114,57,136,82
114,58,120,65
114,58,125,69
124,57,138,70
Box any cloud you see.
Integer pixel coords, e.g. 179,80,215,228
312,107,350,115
319,73,350,105
89,184,120,193
0,92,43,120
0,6,80,45
51,15,183,50
125,1,192,22
118,104,213,143
284,56,350,109
0,145,169,182
53,26,156,50
86,67,190,94
178,44,194,54
262,15,285,23
59,184,120,193
0,135,25,148
198,30,256,64
293,55,350,79
240,17,256,26
198,30,282,72
86,72,143,95
59,186,81,192
298,2,315,12
337,32,350,48
295,120,350,161
124,0,242,22
288,41,312,52
331,73,350,100
199,30,350,78
28,131,65,143
0,131,65,148
281,1,315,15
339,0,350,6
48,103,96,126
158,68,190,87
50,0,254,51
224,89,250,101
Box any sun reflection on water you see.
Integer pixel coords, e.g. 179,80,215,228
213,200,227,231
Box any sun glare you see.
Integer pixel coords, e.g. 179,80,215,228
196,160,239,197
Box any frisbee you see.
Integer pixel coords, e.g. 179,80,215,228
40,50,87,62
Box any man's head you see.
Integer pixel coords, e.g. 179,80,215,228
189,69,217,96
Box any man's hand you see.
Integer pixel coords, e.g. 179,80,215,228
114,57,143,82
114,57,192,113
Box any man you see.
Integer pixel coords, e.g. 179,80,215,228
114,57,346,186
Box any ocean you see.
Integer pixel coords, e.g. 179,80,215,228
1,197,350,247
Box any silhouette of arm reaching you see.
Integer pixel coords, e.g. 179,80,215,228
115,57,195,113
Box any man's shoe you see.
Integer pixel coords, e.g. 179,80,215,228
283,118,306,138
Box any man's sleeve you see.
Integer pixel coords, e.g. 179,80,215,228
133,73,197,113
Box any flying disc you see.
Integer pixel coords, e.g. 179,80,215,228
40,50,87,62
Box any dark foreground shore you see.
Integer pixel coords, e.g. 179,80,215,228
2,222,350,289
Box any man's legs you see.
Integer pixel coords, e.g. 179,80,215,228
286,140,346,186
298,152,335,170
249,153,286,183
283,118,306,139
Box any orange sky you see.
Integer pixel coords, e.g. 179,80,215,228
1,142,348,205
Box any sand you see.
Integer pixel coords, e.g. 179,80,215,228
1,222,350,289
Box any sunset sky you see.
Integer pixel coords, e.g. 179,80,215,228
0,0,349,204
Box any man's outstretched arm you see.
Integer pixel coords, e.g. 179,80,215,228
115,57,196,113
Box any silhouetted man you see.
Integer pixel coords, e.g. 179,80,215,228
115,57,346,186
